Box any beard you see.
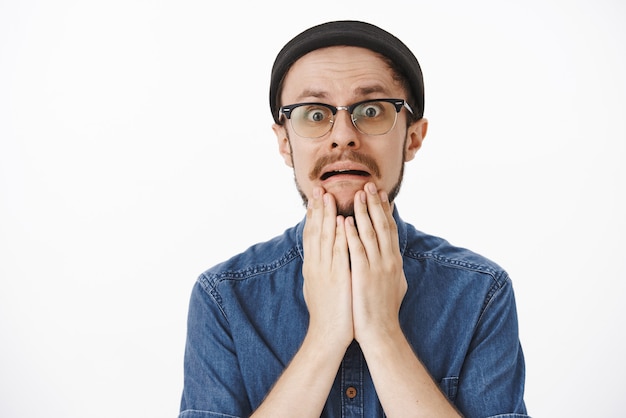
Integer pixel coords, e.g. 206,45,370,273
288,134,408,218
294,162,405,217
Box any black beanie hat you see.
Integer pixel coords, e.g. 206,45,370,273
269,20,424,123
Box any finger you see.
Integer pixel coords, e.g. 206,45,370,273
333,215,351,272
320,192,338,260
303,187,324,261
344,215,368,267
352,188,379,259
377,189,401,254
363,184,398,255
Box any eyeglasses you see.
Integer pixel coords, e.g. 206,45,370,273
279,98,413,139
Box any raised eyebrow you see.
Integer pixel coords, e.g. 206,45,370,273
354,85,388,96
294,89,329,102
293,85,389,103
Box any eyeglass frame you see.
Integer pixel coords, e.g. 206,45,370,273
278,98,414,138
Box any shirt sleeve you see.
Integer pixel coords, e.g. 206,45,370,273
179,280,251,418
455,274,530,418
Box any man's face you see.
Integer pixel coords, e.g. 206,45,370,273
273,46,427,216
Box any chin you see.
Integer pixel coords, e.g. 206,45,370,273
336,200,355,218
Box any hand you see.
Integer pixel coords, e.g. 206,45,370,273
344,182,407,345
302,187,354,349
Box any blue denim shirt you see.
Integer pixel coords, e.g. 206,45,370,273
179,208,528,418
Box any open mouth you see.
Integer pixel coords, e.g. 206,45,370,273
320,169,370,181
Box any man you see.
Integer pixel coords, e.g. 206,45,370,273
179,20,528,417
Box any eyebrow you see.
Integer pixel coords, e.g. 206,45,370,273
355,85,388,96
295,84,390,102
295,89,328,101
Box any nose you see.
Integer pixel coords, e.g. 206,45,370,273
329,109,360,149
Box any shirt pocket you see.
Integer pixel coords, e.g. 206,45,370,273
439,376,459,401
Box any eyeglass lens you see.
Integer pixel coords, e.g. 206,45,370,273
289,101,399,138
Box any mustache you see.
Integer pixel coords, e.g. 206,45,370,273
308,151,381,181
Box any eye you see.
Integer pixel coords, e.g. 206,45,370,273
356,102,385,119
301,105,332,123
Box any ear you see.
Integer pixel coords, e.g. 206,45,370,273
404,118,428,162
273,123,293,167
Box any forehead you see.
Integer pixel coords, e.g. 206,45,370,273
281,46,403,102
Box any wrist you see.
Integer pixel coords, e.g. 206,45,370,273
303,323,353,359
356,320,405,354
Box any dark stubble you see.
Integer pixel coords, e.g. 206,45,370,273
287,132,408,218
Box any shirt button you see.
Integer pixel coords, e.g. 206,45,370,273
346,386,357,399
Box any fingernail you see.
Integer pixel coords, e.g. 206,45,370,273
366,183,377,194
380,190,388,202
323,193,330,206
359,191,366,203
